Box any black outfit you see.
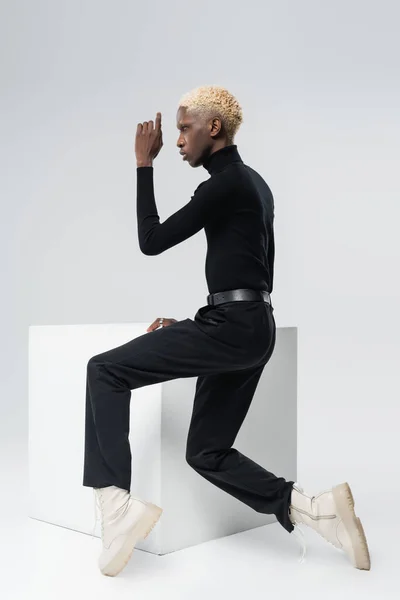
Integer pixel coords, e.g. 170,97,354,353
83,145,295,533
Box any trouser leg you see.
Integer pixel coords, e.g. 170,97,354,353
185,360,295,533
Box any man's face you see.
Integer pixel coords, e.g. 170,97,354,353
176,106,208,168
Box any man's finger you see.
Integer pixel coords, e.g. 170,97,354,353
147,318,161,331
155,112,162,130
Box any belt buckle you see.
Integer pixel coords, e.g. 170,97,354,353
207,293,214,306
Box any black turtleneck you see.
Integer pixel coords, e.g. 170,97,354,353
136,144,275,294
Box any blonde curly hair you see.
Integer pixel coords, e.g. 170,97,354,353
177,85,243,144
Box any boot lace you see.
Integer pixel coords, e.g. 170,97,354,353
91,488,132,541
292,523,307,563
290,482,307,563
91,488,103,541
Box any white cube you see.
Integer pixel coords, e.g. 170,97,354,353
29,323,297,555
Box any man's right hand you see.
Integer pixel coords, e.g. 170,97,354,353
146,317,178,332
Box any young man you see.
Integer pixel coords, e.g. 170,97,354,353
83,85,371,576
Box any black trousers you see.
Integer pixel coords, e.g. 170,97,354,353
83,298,295,533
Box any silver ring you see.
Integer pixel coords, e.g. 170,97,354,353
159,318,164,326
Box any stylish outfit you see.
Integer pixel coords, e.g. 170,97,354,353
83,144,295,533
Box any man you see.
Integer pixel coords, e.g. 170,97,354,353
83,85,371,576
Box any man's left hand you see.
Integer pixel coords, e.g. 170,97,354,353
135,112,163,167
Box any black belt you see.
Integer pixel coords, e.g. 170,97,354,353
207,288,272,309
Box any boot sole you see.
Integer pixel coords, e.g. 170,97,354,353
332,482,371,570
101,502,163,577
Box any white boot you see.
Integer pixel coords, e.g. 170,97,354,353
92,486,163,577
288,481,370,570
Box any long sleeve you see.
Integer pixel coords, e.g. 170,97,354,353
136,166,230,255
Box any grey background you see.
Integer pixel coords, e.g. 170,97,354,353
1,0,399,542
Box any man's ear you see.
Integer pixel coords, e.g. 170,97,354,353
211,117,222,137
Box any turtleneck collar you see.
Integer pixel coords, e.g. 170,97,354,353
202,144,243,175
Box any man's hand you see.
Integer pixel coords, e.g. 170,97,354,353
135,112,163,167
146,317,178,332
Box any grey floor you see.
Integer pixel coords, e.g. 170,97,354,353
6,502,396,600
